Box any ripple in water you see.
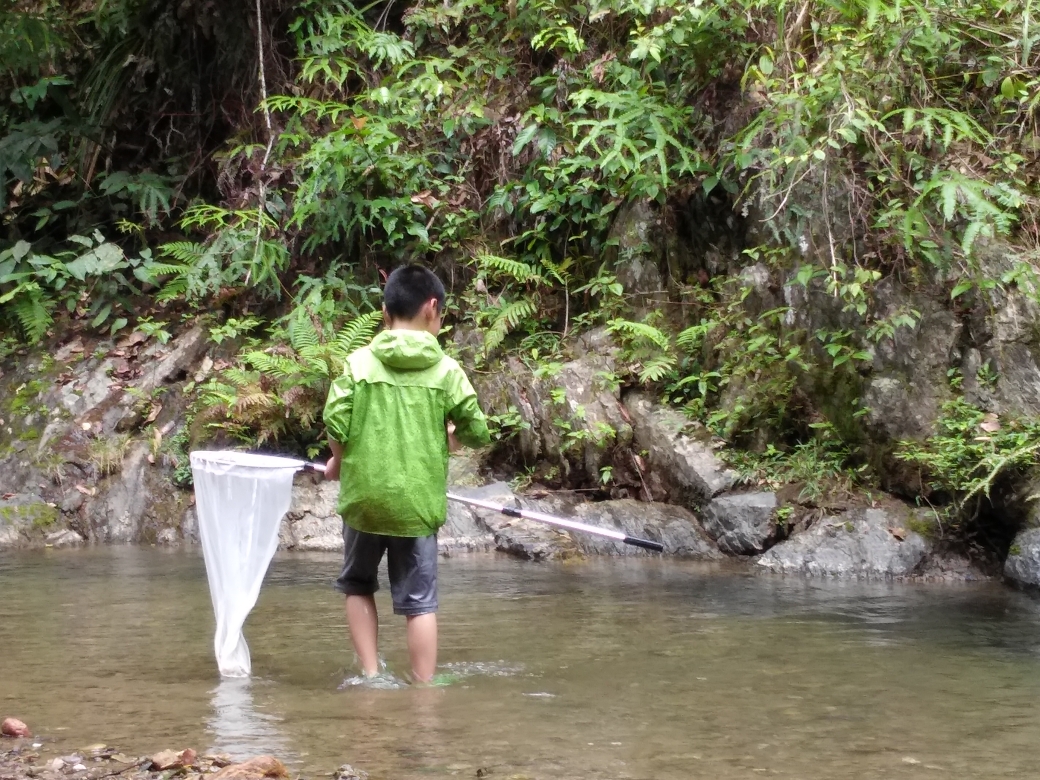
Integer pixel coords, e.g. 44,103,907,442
440,660,526,678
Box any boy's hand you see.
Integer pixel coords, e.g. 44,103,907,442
447,421,462,454
324,455,341,481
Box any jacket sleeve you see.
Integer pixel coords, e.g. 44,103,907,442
323,369,355,445
446,365,491,449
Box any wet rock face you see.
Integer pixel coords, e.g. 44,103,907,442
1004,528,1040,588
0,326,207,548
756,506,930,578
623,391,736,505
700,492,779,555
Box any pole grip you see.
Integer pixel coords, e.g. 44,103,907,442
623,536,665,552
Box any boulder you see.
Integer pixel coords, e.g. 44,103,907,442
1004,528,1040,588
0,494,60,548
606,200,666,315
475,329,632,484
45,529,85,547
570,500,722,559
450,482,576,560
756,505,930,578
280,480,343,552
700,492,779,555
623,391,736,504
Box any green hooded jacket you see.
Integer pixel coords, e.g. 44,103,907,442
323,329,491,537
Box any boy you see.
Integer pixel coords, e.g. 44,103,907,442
322,264,491,683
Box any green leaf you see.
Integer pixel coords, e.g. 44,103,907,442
951,280,973,299
759,53,774,76
512,124,540,156
1000,76,1016,100
91,303,112,327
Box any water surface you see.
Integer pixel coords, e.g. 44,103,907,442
2,549,1039,779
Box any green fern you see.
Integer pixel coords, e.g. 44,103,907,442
332,310,382,359
477,254,544,285
607,318,671,351
485,297,538,353
638,355,677,384
9,285,54,343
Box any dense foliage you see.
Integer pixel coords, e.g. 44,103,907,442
3,0,1040,533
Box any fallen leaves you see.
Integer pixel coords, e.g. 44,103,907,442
887,526,907,541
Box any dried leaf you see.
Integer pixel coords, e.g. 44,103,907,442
887,527,907,541
74,484,97,497
145,403,163,424
979,413,1001,433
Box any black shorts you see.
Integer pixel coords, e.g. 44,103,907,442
334,526,439,616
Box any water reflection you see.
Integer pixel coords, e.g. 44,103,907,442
208,678,291,761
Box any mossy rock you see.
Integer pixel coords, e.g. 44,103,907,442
0,500,59,529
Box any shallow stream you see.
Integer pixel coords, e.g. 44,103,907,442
2,549,1040,779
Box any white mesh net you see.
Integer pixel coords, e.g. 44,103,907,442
190,451,305,677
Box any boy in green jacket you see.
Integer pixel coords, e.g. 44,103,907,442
322,264,491,684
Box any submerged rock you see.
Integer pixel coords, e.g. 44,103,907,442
756,506,929,578
1004,528,1040,588
700,492,779,555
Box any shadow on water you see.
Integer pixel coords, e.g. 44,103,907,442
2,548,1040,779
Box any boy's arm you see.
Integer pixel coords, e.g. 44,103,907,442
323,370,354,480
446,367,491,449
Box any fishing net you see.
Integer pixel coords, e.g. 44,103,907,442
190,451,307,677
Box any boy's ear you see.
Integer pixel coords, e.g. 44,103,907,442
382,304,392,328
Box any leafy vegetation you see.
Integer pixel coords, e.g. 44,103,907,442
3,0,1040,546
896,400,1040,536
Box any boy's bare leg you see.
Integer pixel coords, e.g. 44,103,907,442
345,595,380,676
406,612,437,682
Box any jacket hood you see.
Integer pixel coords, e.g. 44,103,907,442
369,329,443,370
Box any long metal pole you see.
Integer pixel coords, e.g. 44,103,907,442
297,462,664,552
447,493,664,552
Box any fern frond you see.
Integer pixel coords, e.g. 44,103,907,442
485,297,538,353
159,241,208,264
477,253,544,285
289,312,321,352
607,318,670,350
638,355,677,384
332,310,381,357
10,287,54,343
243,351,305,378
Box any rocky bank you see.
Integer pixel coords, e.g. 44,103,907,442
0,317,1009,585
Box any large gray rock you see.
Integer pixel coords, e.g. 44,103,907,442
701,492,778,555
0,493,61,548
451,482,575,560
570,500,722,559
475,329,632,484
623,391,737,504
606,200,666,316
280,479,343,552
1004,528,1040,587
756,506,930,578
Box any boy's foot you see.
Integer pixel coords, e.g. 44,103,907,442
338,672,406,691
419,672,462,688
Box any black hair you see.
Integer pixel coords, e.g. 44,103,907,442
383,264,446,321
